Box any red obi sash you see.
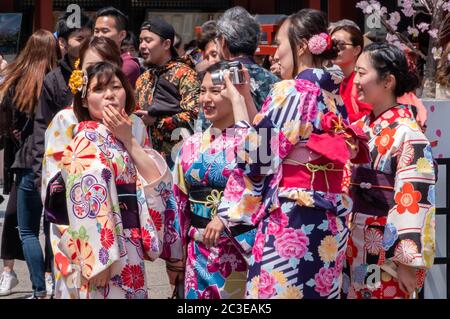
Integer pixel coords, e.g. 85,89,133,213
280,157,344,193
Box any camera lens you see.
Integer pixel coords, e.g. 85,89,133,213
211,70,225,85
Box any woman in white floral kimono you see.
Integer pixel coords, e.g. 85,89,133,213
43,38,152,298
52,62,171,298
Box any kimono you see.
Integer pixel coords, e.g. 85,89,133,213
41,107,150,202
53,121,171,299
218,68,356,299
43,108,151,298
344,105,436,299
162,127,249,299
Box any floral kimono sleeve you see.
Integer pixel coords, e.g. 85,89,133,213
218,80,320,227
234,79,320,177
42,108,78,201
160,148,189,262
59,134,124,283
383,126,436,269
137,148,173,261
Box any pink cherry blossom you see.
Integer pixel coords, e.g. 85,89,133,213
428,28,439,39
400,0,415,17
407,26,419,37
387,12,400,31
417,22,430,32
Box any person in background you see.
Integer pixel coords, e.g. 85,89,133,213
268,55,281,78
330,21,427,126
0,65,23,295
135,17,200,167
330,23,371,123
194,20,221,131
120,31,139,57
121,31,146,72
94,6,140,87
216,6,279,110
195,21,220,73
0,29,58,299
174,33,185,57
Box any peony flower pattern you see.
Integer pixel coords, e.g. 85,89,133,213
274,227,310,259
314,267,335,297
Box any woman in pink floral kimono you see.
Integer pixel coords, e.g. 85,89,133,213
54,62,171,299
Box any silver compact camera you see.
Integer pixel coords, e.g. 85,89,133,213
211,61,245,85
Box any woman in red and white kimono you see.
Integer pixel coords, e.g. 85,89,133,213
345,43,436,299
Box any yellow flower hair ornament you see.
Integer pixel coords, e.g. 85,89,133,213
68,58,88,98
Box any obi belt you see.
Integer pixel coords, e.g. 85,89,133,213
350,166,395,217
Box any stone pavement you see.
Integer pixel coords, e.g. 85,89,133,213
0,189,172,299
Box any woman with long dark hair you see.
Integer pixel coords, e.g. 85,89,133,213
0,29,58,298
216,9,369,299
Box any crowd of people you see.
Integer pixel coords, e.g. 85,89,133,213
0,5,438,299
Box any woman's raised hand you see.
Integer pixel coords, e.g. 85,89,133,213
103,105,133,145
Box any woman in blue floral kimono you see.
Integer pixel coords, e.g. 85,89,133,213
161,61,250,299
54,62,171,299
216,9,370,299
344,43,435,299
